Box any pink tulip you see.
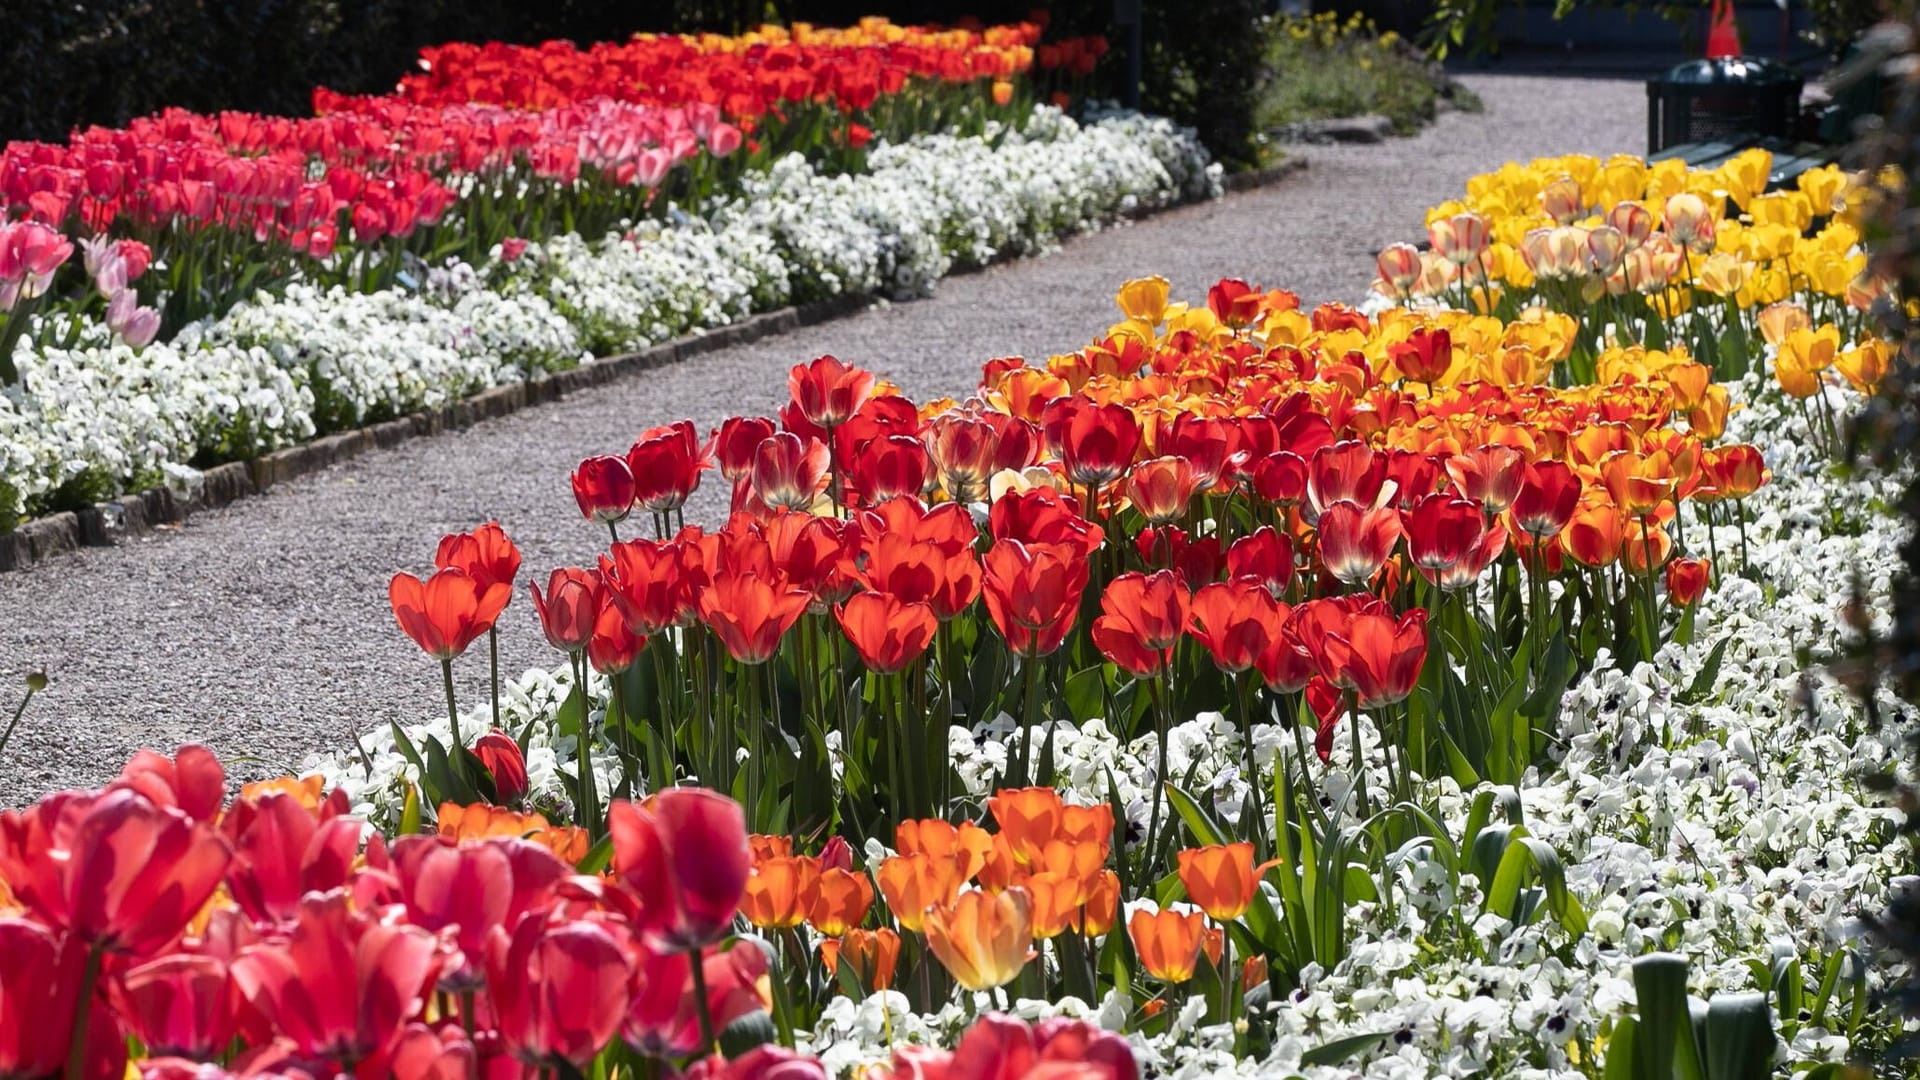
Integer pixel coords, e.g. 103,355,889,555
229,892,441,1064
0,919,127,1080
486,912,632,1067
708,123,744,158
0,788,232,957
109,953,235,1060
220,791,361,929
392,834,568,990
608,789,750,952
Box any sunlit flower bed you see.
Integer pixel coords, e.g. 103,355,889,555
2,202,1907,1076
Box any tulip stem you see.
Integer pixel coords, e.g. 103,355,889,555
64,939,104,1080
488,628,501,733
440,657,469,789
1344,688,1367,820
0,684,36,761
687,944,720,1053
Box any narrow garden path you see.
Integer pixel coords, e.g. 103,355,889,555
0,74,1645,797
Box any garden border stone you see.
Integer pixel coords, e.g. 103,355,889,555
0,157,1307,575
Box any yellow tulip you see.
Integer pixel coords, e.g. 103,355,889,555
1778,324,1841,372
1115,276,1171,326
1693,251,1747,297
1686,384,1733,439
1796,164,1846,216
1835,339,1890,394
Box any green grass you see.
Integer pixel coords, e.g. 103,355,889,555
1254,11,1481,144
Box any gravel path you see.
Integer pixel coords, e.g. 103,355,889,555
0,74,1645,799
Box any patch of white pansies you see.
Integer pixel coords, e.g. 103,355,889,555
0,106,1216,526
306,370,1911,1077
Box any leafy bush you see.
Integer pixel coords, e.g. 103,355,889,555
1255,11,1482,141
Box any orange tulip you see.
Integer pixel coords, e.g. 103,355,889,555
1176,842,1275,921
1076,869,1120,936
806,867,876,937
1562,504,1625,568
1058,803,1115,848
923,887,1034,991
988,787,1065,865
1621,521,1674,575
1599,451,1677,516
1128,908,1205,984
742,855,818,930
895,819,993,881
822,927,901,992
749,834,795,861
876,853,961,932
1025,872,1086,939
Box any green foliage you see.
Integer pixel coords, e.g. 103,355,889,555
1255,11,1480,140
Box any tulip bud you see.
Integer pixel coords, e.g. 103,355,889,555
24,670,46,692
474,730,530,803
820,835,855,872
1665,556,1711,608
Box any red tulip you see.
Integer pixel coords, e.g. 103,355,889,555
609,788,751,952
1405,493,1486,573
1207,277,1262,328
1092,570,1191,679
485,912,632,1068
1043,398,1140,489
1190,580,1286,674
530,567,604,653
600,538,685,636
988,486,1105,558
0,919,126,1080
220,791,360,929
112,744,225,823
714,416,777,481
1249,451,1309,505
836,592,938,674
588,598,647,675
473,730,531,802
846,433,933,505
1666,556,1711,606
1316,501,1403,586
1306,441,1386,516
0,788,231,957
753,432,831,510
1226,526,1293,597
394,834,568,990
1163,414,1235,488
1137,526,1224,590
572,455,636,525
1511,461,1582,538
390,568,511,660
1323,610,1428,708
1384,449,1444,509
109,953,234,1060
982,540,1088,657
1445,444,1527,514
434,522,522,594
789,355,876,429
698,573,810,664
230,892,440,1063
628,420,712,513
1388,327,1453,385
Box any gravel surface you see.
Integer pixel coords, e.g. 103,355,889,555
0,75,1645,799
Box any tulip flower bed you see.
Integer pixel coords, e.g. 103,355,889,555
1374,150,1883,396
0,103,1215,529
62,275,1866,1078
0,269,1902,1080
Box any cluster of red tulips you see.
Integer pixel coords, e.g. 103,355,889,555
0,17,1104,366
381,20,1102,116
386,278,1765,875
0,745,1139,1080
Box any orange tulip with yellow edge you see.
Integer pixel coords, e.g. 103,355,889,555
806,867,875,937
1599,451,1676,516
896,818,993,879
923,887,1034,991
1686,385,1732,440
437,803,588,865
1076,870,1120,936
1024,871,1086,939
1128,908,1206,984
1621,521,1675,575
1562,503,1625,568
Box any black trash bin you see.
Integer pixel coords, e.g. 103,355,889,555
1646,57,1803,154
